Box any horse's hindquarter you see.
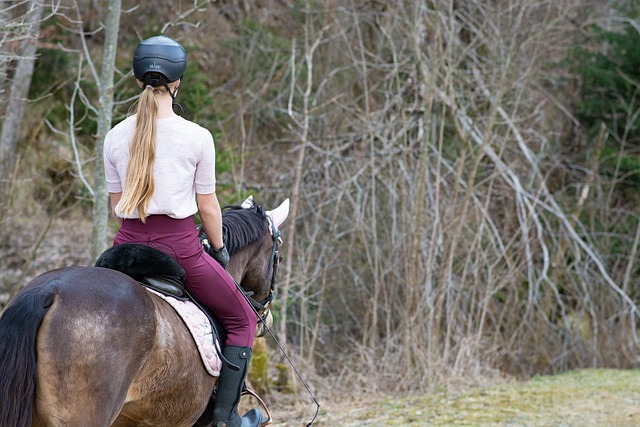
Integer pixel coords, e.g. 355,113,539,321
114,291,215,427
32,267,213,427
33,267,157,426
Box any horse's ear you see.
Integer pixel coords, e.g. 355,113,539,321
267,198,289,229
241,195,255,208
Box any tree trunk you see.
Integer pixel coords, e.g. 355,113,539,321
0,2,43,180
91,0,122,261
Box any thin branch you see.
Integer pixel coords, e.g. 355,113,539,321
72,0,100,85
161,0,214,33
68,55,94,196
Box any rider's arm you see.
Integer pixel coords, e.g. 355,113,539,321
197,192,223,250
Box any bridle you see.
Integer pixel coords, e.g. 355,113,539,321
243,215,281,320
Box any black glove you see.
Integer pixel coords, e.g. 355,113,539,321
197,224,230,267
211,244,230,267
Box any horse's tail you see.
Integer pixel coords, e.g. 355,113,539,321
0,286,55,427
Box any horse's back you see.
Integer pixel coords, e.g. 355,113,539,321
27,266,157,426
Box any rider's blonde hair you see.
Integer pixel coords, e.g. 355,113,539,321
118,81,176,222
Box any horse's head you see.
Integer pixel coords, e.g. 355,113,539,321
218,196,289,318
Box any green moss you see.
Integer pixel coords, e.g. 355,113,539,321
247,337,270,396
274,363,295,393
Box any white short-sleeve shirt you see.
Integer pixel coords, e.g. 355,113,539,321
104,114,216,219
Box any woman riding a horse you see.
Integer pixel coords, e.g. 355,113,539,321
0,34,287,427
103,35,264,427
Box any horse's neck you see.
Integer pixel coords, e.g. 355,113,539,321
225,264,244,287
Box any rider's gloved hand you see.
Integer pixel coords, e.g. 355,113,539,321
197,224,230,268
211,244,230,267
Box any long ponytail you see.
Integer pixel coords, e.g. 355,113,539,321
118,85,158,222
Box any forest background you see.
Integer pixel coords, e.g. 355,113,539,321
1,0,640,420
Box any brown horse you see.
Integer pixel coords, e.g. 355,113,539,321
0,198,289,427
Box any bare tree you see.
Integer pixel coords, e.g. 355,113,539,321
0,1,44,180
91,0,122,260
253,0,640,391
279,3,328,351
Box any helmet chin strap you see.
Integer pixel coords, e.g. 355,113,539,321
169,86,184,116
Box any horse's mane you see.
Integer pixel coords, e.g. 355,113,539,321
221,204,269,255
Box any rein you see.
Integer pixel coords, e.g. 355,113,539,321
232,216,320,426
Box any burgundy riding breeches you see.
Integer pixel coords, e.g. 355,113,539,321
114,215,257,347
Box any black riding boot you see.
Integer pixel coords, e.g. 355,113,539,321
213,346,265,427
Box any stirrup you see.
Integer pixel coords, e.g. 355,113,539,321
242,388,273,426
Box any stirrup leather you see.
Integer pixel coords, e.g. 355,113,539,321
242,387,273,426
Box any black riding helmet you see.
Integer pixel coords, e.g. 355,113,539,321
133,35,187,84
133,35,186,114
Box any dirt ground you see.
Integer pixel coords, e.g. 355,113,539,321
0,216,97,303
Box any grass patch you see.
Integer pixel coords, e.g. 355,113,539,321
317,369,640,426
